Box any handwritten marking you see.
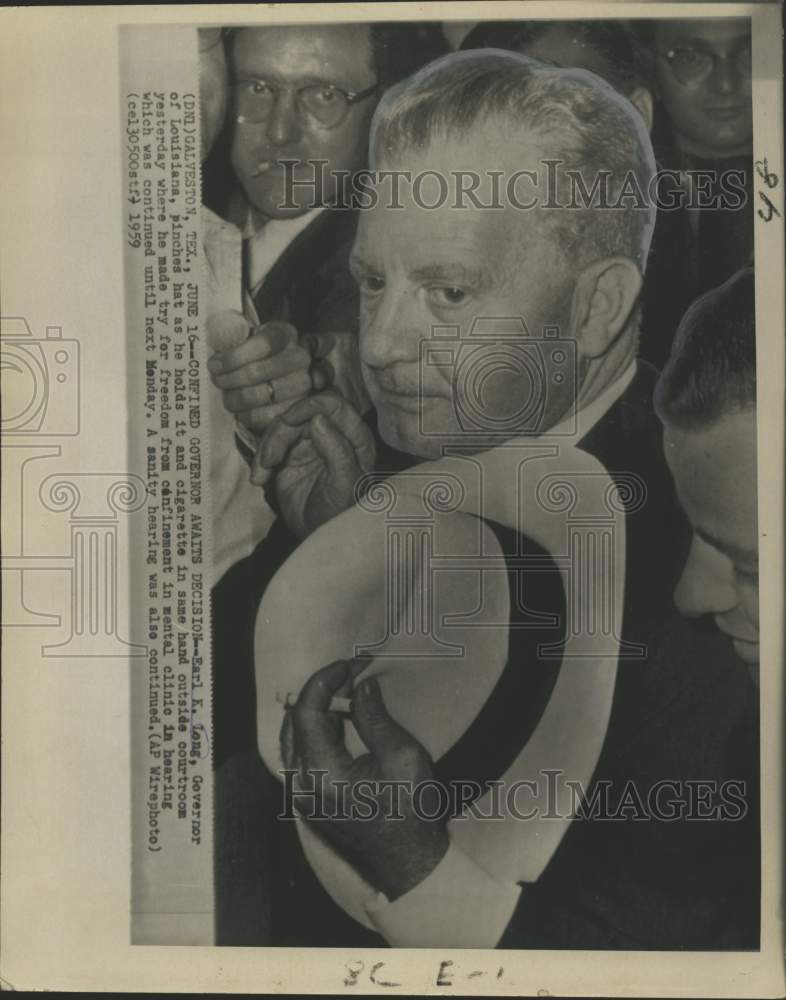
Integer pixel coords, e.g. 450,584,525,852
754,157,781,223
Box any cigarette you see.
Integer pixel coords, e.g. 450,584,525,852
276,691,353,713
251,160,272,177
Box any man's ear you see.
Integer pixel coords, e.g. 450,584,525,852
571,257,643,359
628,86,654,133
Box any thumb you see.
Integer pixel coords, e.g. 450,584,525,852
351,677,417,764
206,310,250,352
250,442,274,486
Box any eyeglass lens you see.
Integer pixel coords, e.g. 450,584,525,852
236,82,350,127
670,46,752,84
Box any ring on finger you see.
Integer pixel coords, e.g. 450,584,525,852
266,381,276,404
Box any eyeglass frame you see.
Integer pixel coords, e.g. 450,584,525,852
656,44,752,86
233,77,379,129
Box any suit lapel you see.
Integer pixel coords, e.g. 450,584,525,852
251,209,355,324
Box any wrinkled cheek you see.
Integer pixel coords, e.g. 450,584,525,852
231,134,257,179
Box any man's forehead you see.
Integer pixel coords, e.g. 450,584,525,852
656,18,750,49
664,412,758,555
355,194,516,258
233,24,374,81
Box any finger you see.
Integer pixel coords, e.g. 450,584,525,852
270,370,313,405
298,659,354,709
208,321,297,376
223,369,312,412
302,332,336,360
257,415,310,468
249,448,274,486
206,310,250,353
211,345,311,390
325,402,376,472
278,389,345,426
310,358,335,392
236,400,295,435
292,660,356,773
348,655,373,680
310,413,361,493
286,437,318,466
291,705,344,770
351,677,420,764
336,655,373,699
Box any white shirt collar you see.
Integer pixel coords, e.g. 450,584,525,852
244,206,325,296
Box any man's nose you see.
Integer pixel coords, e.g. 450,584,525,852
709,56,742,96
266,90,302,147
674,535,738,618
360,286,420,370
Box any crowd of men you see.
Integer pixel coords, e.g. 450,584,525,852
197,18,760,949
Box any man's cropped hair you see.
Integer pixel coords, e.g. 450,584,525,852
370,49,657,271
655,266,756,430
224,22,448,91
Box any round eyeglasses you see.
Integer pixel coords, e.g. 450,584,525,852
234,78,379,130
657,45,752,86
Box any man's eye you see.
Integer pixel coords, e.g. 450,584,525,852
312,87,338,105
360,275,385,295
429,287,468,307
249,81,273,97
673,48,709,67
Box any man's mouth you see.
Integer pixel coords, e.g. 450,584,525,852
704,106,747,121
715,619,758,643
715,618,759,663
250,157,308,177
374,386,423,413
731,637,759,665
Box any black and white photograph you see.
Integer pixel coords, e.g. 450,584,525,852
1,2,784,995
202,12,763,951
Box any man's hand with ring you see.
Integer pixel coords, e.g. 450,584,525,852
251,389,376,539
208,319,336,434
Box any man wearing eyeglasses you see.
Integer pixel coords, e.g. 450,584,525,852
210,23,447,775
641,18,754,366
653,18,752,161
231,25,378,223
209,24,446,443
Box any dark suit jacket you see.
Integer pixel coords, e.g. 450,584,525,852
213,364,759,949
249,207,360,332
640,150,755,369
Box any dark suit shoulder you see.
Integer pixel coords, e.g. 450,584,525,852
258,208,360,335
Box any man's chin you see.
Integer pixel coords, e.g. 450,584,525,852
243,177,320,221
731,637,759,666
376,409,437,461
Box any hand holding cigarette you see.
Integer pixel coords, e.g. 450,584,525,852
277,690,353,714
277,655,449,900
